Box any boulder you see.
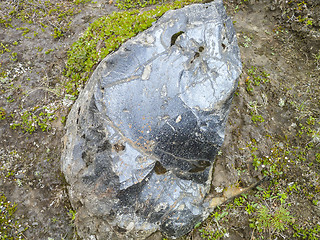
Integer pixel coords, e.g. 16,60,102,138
61,0,242,239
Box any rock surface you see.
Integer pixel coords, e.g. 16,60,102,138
61,1,241,239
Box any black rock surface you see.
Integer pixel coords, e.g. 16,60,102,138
61,1,242,239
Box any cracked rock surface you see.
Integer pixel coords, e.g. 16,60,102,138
61,0,241,239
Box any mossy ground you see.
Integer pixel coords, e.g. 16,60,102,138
0,0,319,239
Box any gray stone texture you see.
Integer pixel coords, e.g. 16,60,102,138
61,0,241,239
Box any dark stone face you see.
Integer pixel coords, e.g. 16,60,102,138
61,0,242,239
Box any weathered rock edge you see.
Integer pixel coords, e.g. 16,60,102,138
61,1,241,239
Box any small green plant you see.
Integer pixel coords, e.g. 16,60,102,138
0,16,13,28
0,193,27,239
246,202,258,215
251,114,265,124
245,66,270,93
0,42,11,54
212,211,229,222
242,35,252,48
234,196,246,206
9,105,58,134
316,153,320,164
61,116,66,124
16,27,30,36
248,101,265,124
10,52,17,61
199,227,227,240
247,139,287,176
313,50,320,69
52,28,64,39
306,116,316,125
306,19,313,26
248,66,270,86
6,95,14,103
0,107,6,120
68,209,76,224
249,203,294,236
198,210,229,239
245,76,253,92
233,0,248,13
45,49,54,54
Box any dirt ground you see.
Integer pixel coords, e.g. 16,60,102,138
0,0,319,239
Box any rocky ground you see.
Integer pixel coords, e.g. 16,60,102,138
0,0,319,239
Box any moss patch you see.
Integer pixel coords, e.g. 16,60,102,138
64,0,201,97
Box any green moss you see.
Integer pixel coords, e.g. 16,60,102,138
116,0,162,10
64,0,201,97
73,0,93,4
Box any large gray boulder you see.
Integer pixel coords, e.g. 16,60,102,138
61,1,241,239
